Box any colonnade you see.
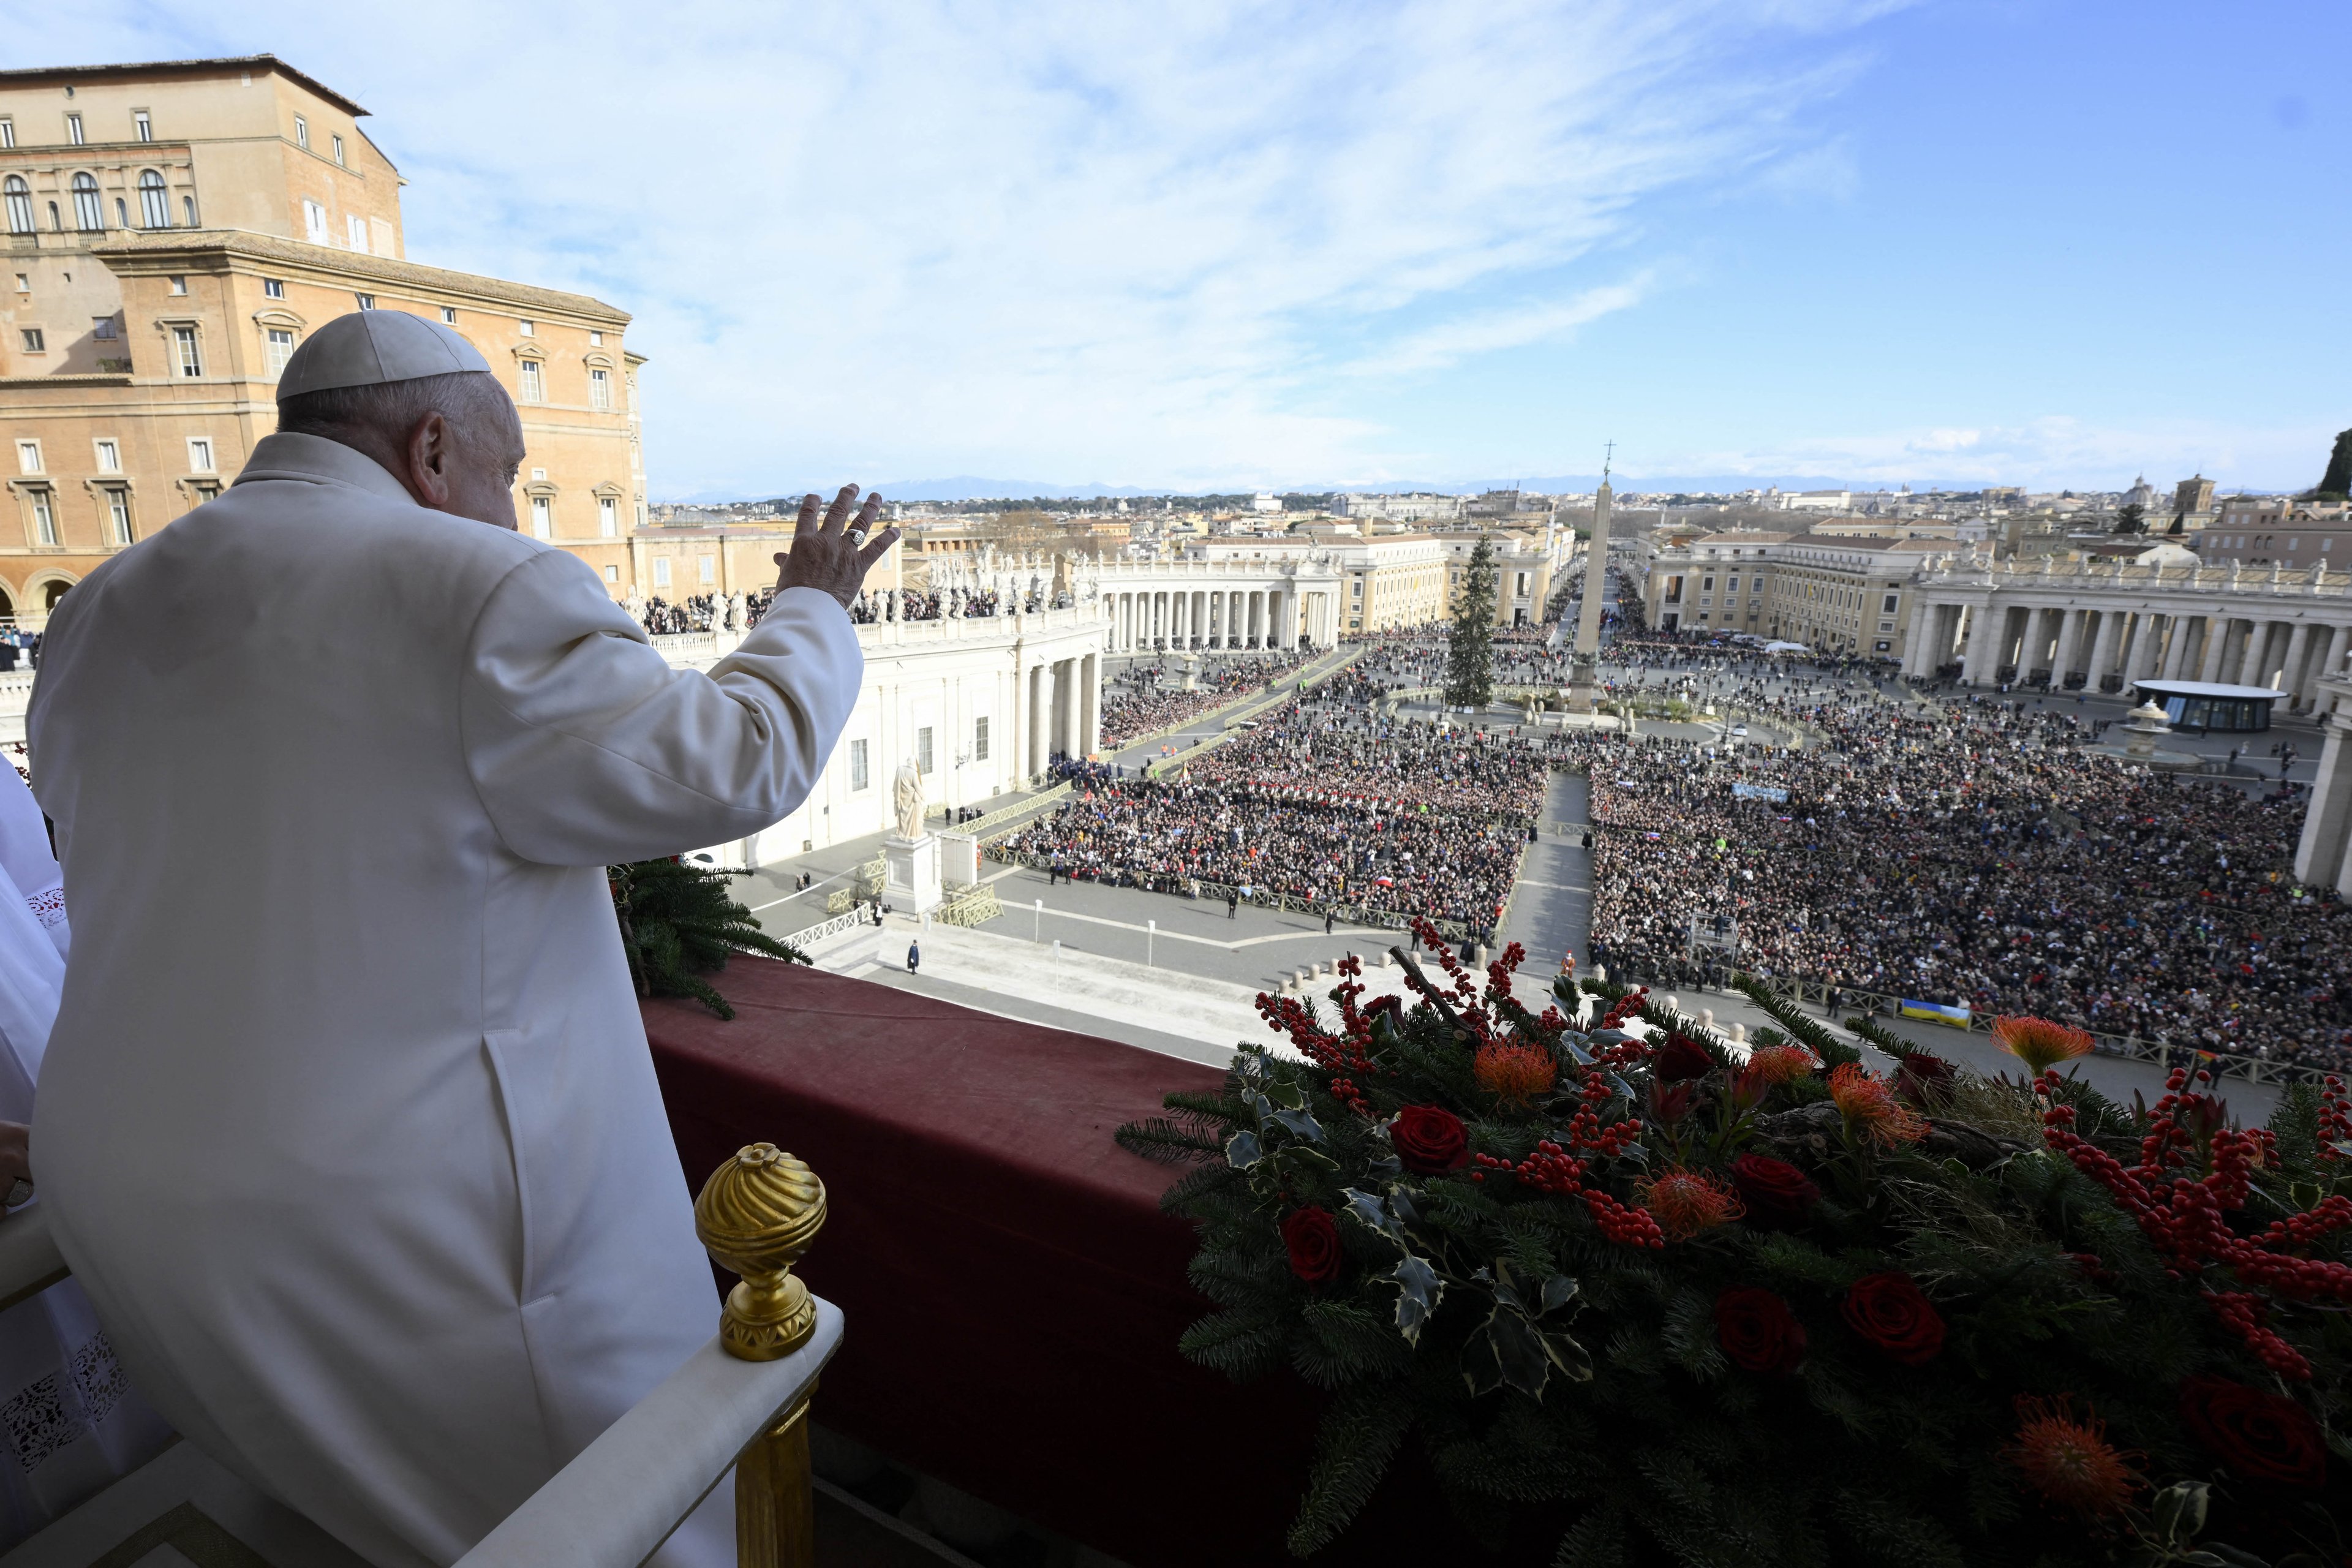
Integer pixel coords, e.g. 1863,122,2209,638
1904,595,2352,713
1019,650,1101,774
1102,587,1298,653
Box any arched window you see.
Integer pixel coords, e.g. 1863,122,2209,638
2,176,29,236
139,169,169,228
71,172,102,232
182,194,198,227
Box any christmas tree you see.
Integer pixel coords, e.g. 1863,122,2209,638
1444,539,1498,710
2312,428,2352,501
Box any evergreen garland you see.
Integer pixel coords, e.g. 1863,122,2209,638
1119,928,2352,1566
1444,540,1498,710
609,857,807,1019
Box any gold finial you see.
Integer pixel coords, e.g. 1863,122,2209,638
695,1142,826,1362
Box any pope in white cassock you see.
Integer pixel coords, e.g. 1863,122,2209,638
24,311,898,1566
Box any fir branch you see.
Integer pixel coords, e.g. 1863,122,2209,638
1731,974,1863,1068
1114,1117,1224,1166
1287,1385,1417,1556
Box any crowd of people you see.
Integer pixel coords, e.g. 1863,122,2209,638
1096,649,1315,746
995,767,1528,933
1001,652,1555,930
1573,671,2352,1074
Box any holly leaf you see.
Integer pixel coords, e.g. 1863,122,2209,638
1265,1078,1306,1111
1540,1274,1580,1315
1543,1325,1594,1384
1276,1144,1339,1173
1341,1186,1404,1248
1226,1129,1266,1170
2150,1483,2209,1548
1384,1253,1444,1346
1460,1318,1504,1398
1557,1033,1594,1067
1268,1107,1326,1143
1488,1305,1551,1397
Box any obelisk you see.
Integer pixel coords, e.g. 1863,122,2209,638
1567,458,1615,712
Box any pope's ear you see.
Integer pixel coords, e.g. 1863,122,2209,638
404,412,453,509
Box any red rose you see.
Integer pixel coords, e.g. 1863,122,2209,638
1389,1105,1469,1174
1281,1206,1341,1283
1715,1287,1806,1374
2179,1377,2328,1488
1894,1051,1953,1106
1653,1033,1714,1083
1841,1272,1945,1365
1730,1153,1820,1227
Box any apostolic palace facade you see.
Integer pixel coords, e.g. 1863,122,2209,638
0,55,649,624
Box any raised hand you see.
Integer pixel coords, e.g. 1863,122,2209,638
775,486,901,611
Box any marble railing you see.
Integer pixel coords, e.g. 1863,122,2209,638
1913,559,2352,598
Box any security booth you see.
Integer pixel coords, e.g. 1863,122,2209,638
2128,679,2281,734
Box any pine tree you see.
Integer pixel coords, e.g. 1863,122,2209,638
2313,427,2352,500
1444,538,1498,709
2111,502,2146,535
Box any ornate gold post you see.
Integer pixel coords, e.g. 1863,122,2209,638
696,1143,827,1568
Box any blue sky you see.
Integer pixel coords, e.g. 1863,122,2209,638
15,2,2349,496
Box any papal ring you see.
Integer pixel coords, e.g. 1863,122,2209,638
4,1178,31,1208
848,528,868,546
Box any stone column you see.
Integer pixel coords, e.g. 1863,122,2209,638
2198,618,2231,682
2049,608,2086,687
1900,601,1929,676
2296,683,2352,889
2157,614,2191,680
2237,620,2272,687
1028,663,1048,777
1961,599,2002,685
2278,622,2312,698
2085,609,2122,690
1080,652,1101,755
2307,625,2352,709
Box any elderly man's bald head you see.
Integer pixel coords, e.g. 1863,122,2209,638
276,371,526,530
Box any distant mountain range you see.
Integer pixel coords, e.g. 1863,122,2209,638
669,472,1996,505
663,469,2315,507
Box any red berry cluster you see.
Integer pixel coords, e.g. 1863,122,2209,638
1468,1140,1664,1248
2040,1066,2352,1381
1599,986,1651,1032
2318,1075,2351,1166
1466,1034,1657,1248
2201,1289,2307,1381
1253,971,1379,1117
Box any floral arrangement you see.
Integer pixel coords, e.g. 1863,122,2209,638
608,856,805,1018
1117,922,2351,1566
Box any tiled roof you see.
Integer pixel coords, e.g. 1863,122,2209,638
0,55,367,116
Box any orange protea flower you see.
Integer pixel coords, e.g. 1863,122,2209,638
1743,1044,1817,1085
1828,1063,1929,1145
2006,1396,2139,1516
1634,1168,1744,1240
1991,1016,2095,1075
1473,1039,1558,1107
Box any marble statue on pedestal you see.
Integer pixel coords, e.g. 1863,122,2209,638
893,759,925,843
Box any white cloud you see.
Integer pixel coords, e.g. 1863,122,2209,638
21,0,1904,492
1651,415,2334,491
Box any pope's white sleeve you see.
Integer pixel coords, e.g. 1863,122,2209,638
461,551,862,867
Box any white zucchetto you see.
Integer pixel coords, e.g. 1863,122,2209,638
277,311,494,399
